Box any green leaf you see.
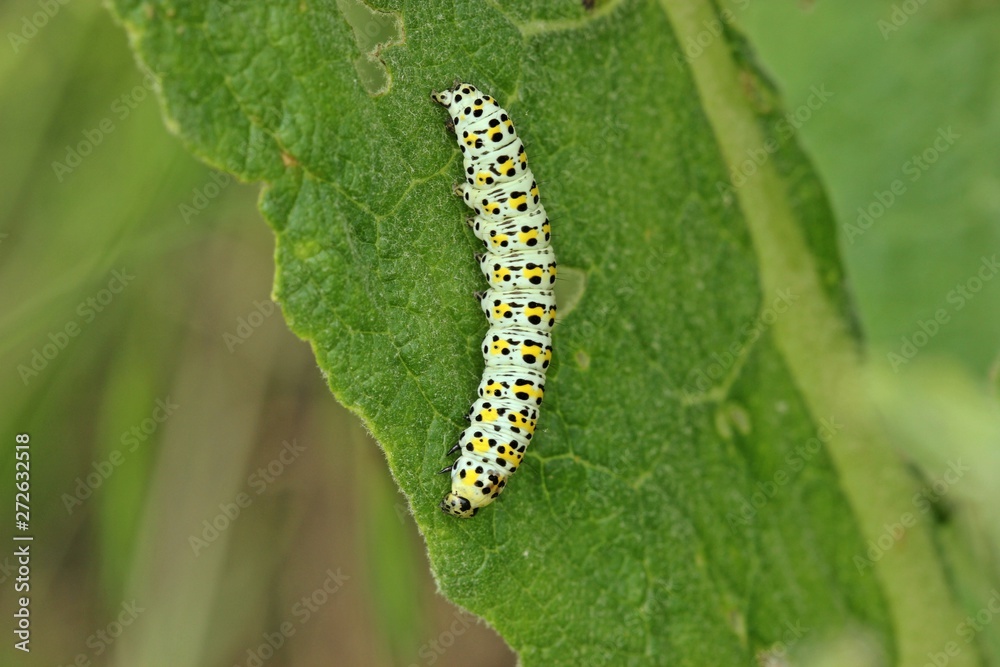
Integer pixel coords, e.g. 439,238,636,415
109,0,975,663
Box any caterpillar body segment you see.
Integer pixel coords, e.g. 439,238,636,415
471,209,552,253
478,247,558,291
478,288,557,331
477,368,546,407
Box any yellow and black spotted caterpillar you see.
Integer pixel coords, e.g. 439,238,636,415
431,82,557,518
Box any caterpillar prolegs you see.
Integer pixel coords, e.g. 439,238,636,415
431,82,557,518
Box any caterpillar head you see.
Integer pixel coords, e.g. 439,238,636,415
430,82,481,112
440,457,509,518
432,83,501,133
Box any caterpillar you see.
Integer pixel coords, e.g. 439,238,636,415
431,82,557,518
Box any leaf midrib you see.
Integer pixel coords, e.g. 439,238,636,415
659,1,974,663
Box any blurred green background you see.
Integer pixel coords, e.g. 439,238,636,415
0,0,997,666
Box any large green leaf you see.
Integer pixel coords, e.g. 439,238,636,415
109,0,973,663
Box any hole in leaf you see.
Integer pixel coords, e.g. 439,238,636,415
553,265,586,322
335,0,403,95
